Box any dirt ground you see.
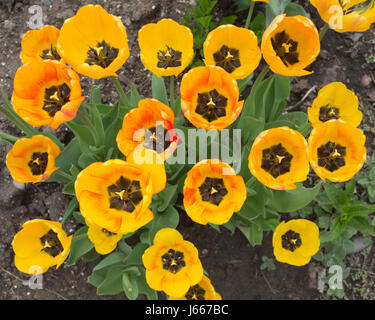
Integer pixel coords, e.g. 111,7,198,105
0,0,374,300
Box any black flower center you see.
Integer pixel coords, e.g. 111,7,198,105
161,249,186,274
199,177,228,206
28,152,48,176
195,89,228,122
40,229,64,257
86,40,119,68
143,125,172,154
185,284,206,300
107,176,143,213
319,105,340,122
317,141,346,172
261,144,293,178
281,230,302,252
213,45,241,74
43,83,71,117
271,30,299,67
102,228,116,237
157,46,182,69
40,44,61,61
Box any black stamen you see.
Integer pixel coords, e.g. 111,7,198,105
281,230,302,252
28,152,48,175
198,177,228,206
161,249,186,274
271,30,299,67
40,229,64,257
319,105,340,122
86,40,119,68
143,125,172,154
195,89,227,122
261,144,293,178
107,176,143,212
157,46,182,69
43,83,70,117
317,141,346,172
185,284,206,300
213,45,241,73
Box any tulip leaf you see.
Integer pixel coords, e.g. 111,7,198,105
93,252,127,272
122,272,139,300
97,265,127,295
267,182,322,213
90,86,102,105
123,243,148,266
237,73,254,94
61,197,79,225
238,222,263,247
66,226,94,266
156,184,178,212
135,268,158,300
152,74,169,106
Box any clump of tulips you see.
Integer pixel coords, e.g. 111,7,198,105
1,1,374,300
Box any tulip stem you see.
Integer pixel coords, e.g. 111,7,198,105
169,75,175,112
252,65,270,91
319,23,330,41
0,131,18,145
245,1,255,29
111,76,130,107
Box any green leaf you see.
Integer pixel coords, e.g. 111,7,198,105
62,181,75,196
238,115,264,143
267,182,322,213
157,184,178,212
237,73,254,94
122,272,139,300
66,227,94,265
342,203,375,218
284,2,307,17
323,182,347,210
93,251,127,272
196,15,212,28
124,243,148,266
238,222,263,246
66,121,96,154
73,211,85,224
61,197,78,225
152,74,168,105
90,86,102,105
97,265,127,295
135,268,158,300
320,216,347,243
118,238,132,255
52,137,81,175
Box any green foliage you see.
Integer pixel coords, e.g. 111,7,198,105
180,0,237,66
260,256,276,271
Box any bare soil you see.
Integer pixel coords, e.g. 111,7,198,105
0,0,374,300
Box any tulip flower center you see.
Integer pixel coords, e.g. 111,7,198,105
157,46,182,69
199,177,228,206
213,45,241,73
107,176,143,213
161,249,186,274
102,228,117,237
28,152,48,175
195,89,228,122
282,230,302,252
40,229,64,257
40,44,61,61
143,125,172,154
319,105,340,122
43,83,71,117
317,141,346,172
261,144,293,178
185,284,206,300
271,30,299,67
86,40,119,68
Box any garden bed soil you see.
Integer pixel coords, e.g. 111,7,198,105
0,0,374,300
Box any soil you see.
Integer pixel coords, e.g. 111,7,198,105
0,0,374,300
